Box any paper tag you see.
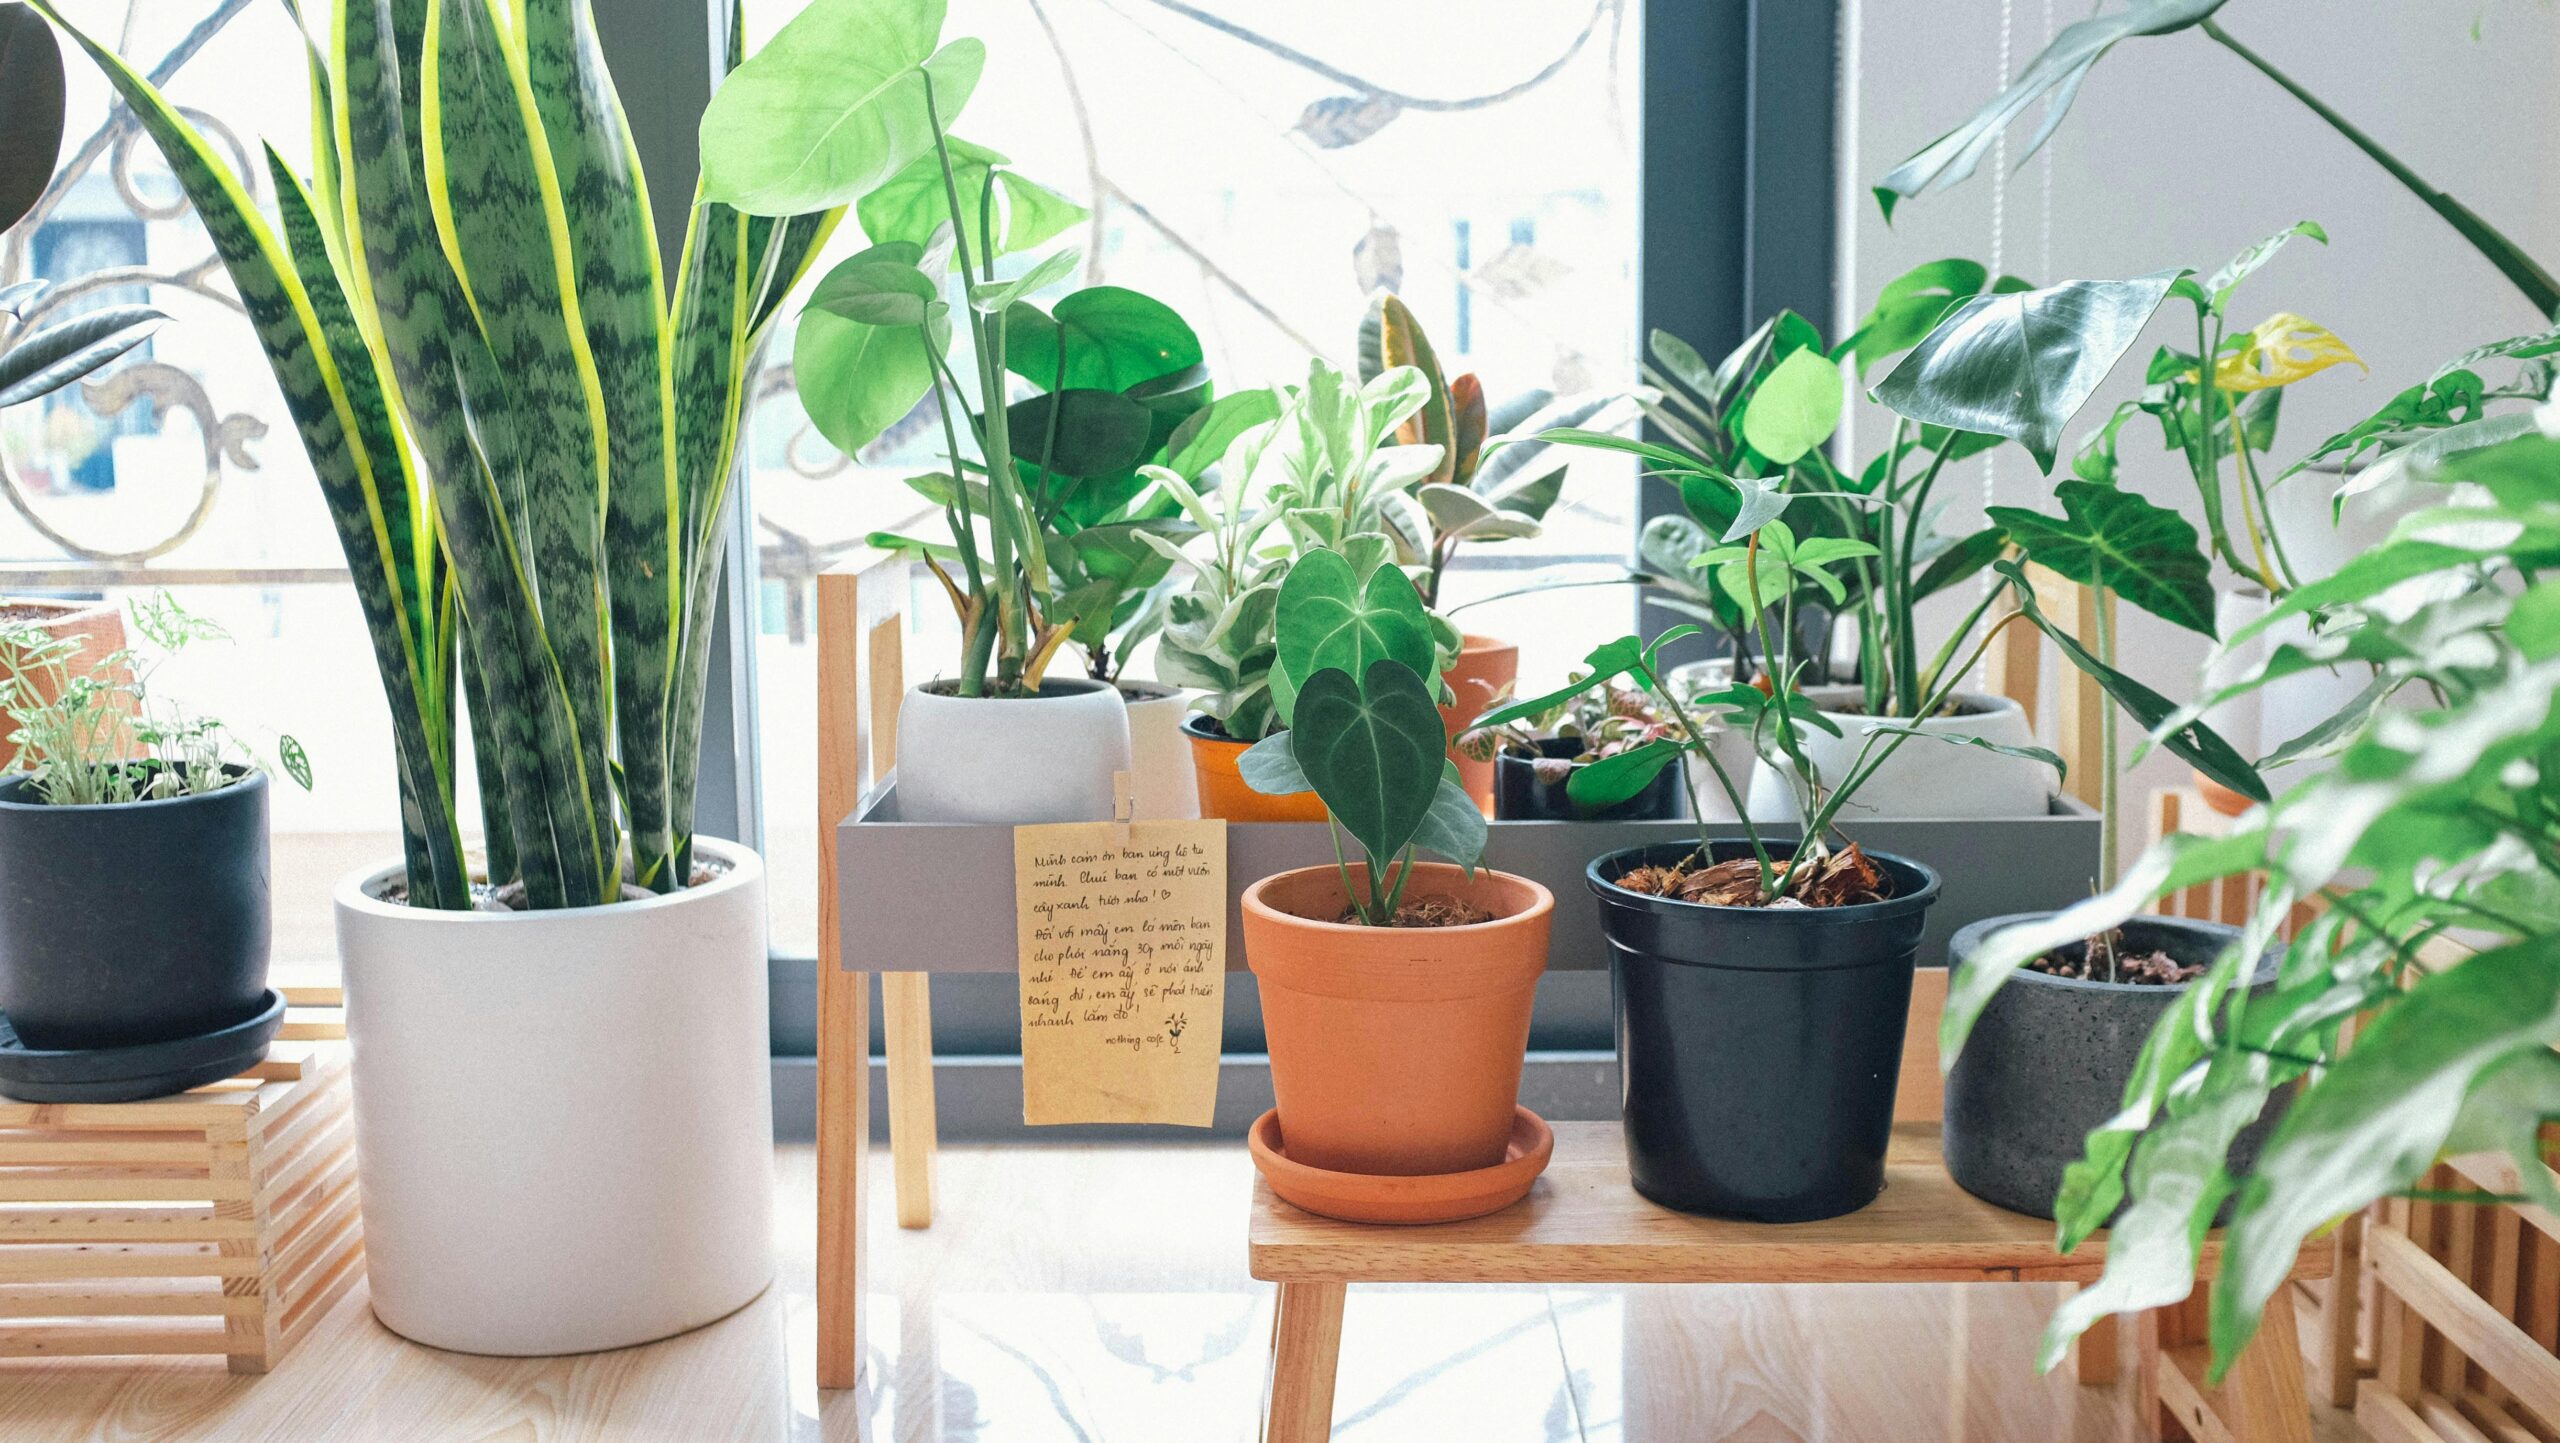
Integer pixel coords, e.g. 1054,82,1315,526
1013,818,1227,1127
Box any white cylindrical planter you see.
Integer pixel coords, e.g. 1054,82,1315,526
1666,658,1752,822
335,840,773,1356
1746,685,2050,821
895,677,1134,823
1118,680,1201,820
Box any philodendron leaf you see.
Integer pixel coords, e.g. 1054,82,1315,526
1292,659,1446,868
1409,763,1488,872
697,0,982,216
2203,220,2326,314
807,254,943,327
1873,0,2228,220
1564,737,1681,810
1271,546,1436,727
1872,270,2185,472
1237,730,1310,795
1737,346,1842,465
1988,481,2216,636
1911,525,2007,600
0,1,65,234
1993,559,2266,800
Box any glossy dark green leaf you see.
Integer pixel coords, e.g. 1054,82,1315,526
1873,271,2185,472
1409,763,1488,871
1272,546,1436,727
1006,285,1201,391
0,302,164,409
1989,481,2215,635
1006,388,1155,478
1162,387,1281,481
0,2,64,234
1292,659,1446,869
1564,737,1681,810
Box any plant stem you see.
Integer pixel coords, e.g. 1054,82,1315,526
1643,659,1768,881
2231,424,2300,593
1894,442,1956,715
2096,585,2119,891
2201,18,2560,319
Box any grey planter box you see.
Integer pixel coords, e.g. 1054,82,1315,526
836,785,2101,976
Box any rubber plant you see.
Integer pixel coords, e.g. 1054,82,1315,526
700,0,1222,698
1937,424,2560,1383
1232,537,1485,924
31,0,841,908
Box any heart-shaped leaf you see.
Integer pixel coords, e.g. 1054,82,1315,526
1738,346,1843,465
1237,730,1311,795
856,135,1086,263
1989,481,2216,636
1292,658,1446,868
1271,546,1436,727
1006,286,1202,391
1873,271,2185,472
1006,388,1156,478
0,3,65,234
809,255,943,327
794,245,947,454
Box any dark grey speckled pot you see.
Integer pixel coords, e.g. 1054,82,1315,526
1942,913,2286,1220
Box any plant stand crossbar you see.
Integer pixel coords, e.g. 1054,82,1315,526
1250,1121,2330,1442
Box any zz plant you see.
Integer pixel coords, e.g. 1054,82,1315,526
35,0,836,908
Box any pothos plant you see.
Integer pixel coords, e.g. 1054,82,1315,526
1231,539,1485,925
1938,423,2560,1384
704,0,1219,699
1147,359,1458,741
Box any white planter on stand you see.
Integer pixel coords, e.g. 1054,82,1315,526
895,676,1134,822
334,839,773,1355
1666,658,1753,822
1745,685,2050,822
1118,680,1201,820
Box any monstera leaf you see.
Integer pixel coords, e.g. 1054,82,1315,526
856,136,1084,263
1989,481,2216,636
1270,546,1436,727
0,3,64,234
1289,659,1449,871
1873,0,2228,221
794,243,948,454
1873,271,2185,472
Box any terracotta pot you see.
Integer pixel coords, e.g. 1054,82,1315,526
1183,715,1327,822
1439,634,1518,813
0,599,131,773
1243,861,1552,1177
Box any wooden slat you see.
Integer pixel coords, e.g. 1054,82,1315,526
0,1174,246,1203
0,1286,254,1319
0,1246,259,1282
2457,1391,2548,1443
1251,1122,2333,1286
1263,1281,1346,1443
884,971,938,1228
0,1206,245,1243
2363,1380,2454,1443
0,1139,209,1165
2371,1221,2560,1430
0,1321,232,1357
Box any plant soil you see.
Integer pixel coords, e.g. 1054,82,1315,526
0,603,76,624
2024,931,2202,985
1333,895,1495,927
1613,843,1892,909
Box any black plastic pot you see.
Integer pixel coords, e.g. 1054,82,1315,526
1590,840,1941,1221
1942,913,2287,1220
1494,738,1684,822
0,769,271,1052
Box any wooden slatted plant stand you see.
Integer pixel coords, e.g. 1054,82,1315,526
0,983,361,1373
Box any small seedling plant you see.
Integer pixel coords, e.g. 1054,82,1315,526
1231,538,1485,925
0,593,308,805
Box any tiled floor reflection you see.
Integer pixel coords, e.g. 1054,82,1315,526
0,1144,2367,1442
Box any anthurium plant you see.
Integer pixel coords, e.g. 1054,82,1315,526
1230,540,1485,924
1938,424,2560,1384
34,0,834,908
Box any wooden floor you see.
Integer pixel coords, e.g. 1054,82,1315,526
0,1144,2372,1442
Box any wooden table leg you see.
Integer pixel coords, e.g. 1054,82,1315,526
2223,1285,2315,1443
817,964,871,1390
1263,1281,1346,1443
2143,1283,2314,1443
884,970,938,1229
2077,1307,2121,1386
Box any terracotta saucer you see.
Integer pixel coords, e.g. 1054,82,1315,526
1248,1106,1554,1225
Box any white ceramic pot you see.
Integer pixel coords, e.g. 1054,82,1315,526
1665,659,1753,822
895,677,1134,823
1745,685,2050,822
1118,680,1201,820
334,840,773,1355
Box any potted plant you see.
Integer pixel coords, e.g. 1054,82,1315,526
0,596,306,1102
1457,677,1684,822
1355,294,1630,809
1231,537,1552,1222
41,0,843,1353
0,267,165,768
1151,357,1457,820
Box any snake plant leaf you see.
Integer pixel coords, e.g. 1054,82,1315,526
1291,659,1446,870
1005,286,1201,392
1005,388,1154,478
1270,546,1437,728
1359,294,1456,486
0,2,63,234
2201,220,2325,314
1872,270,2185,473
794,244,945,455
858,136,1083,263
1408,762,1487,872
2211,937,2560,1377
695,0,981,216
1993,559,2264,800
1988,481,2215,636
0,302,165,409
1873,0,2228,220
1565,737,1682,811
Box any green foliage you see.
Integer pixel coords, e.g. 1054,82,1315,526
1988,482,2216,637
0,1,62,233
0,595,306,806
0,282,165,410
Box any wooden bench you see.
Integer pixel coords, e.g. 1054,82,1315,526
1250,1119,2330,1442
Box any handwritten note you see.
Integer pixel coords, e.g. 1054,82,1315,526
1013,819,1228,1127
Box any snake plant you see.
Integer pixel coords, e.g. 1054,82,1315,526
31,0,839,909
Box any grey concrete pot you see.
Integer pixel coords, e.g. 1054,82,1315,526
1941,913,2285,1220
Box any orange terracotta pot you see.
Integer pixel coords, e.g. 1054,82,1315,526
0,599,130,773
1439,633,1518,813
1184,715,1328,822
2193,769,2256,818
1243,861,1553,1177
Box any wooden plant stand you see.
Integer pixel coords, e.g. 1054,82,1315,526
0,984,361,1373
1251,1121,2332,1443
